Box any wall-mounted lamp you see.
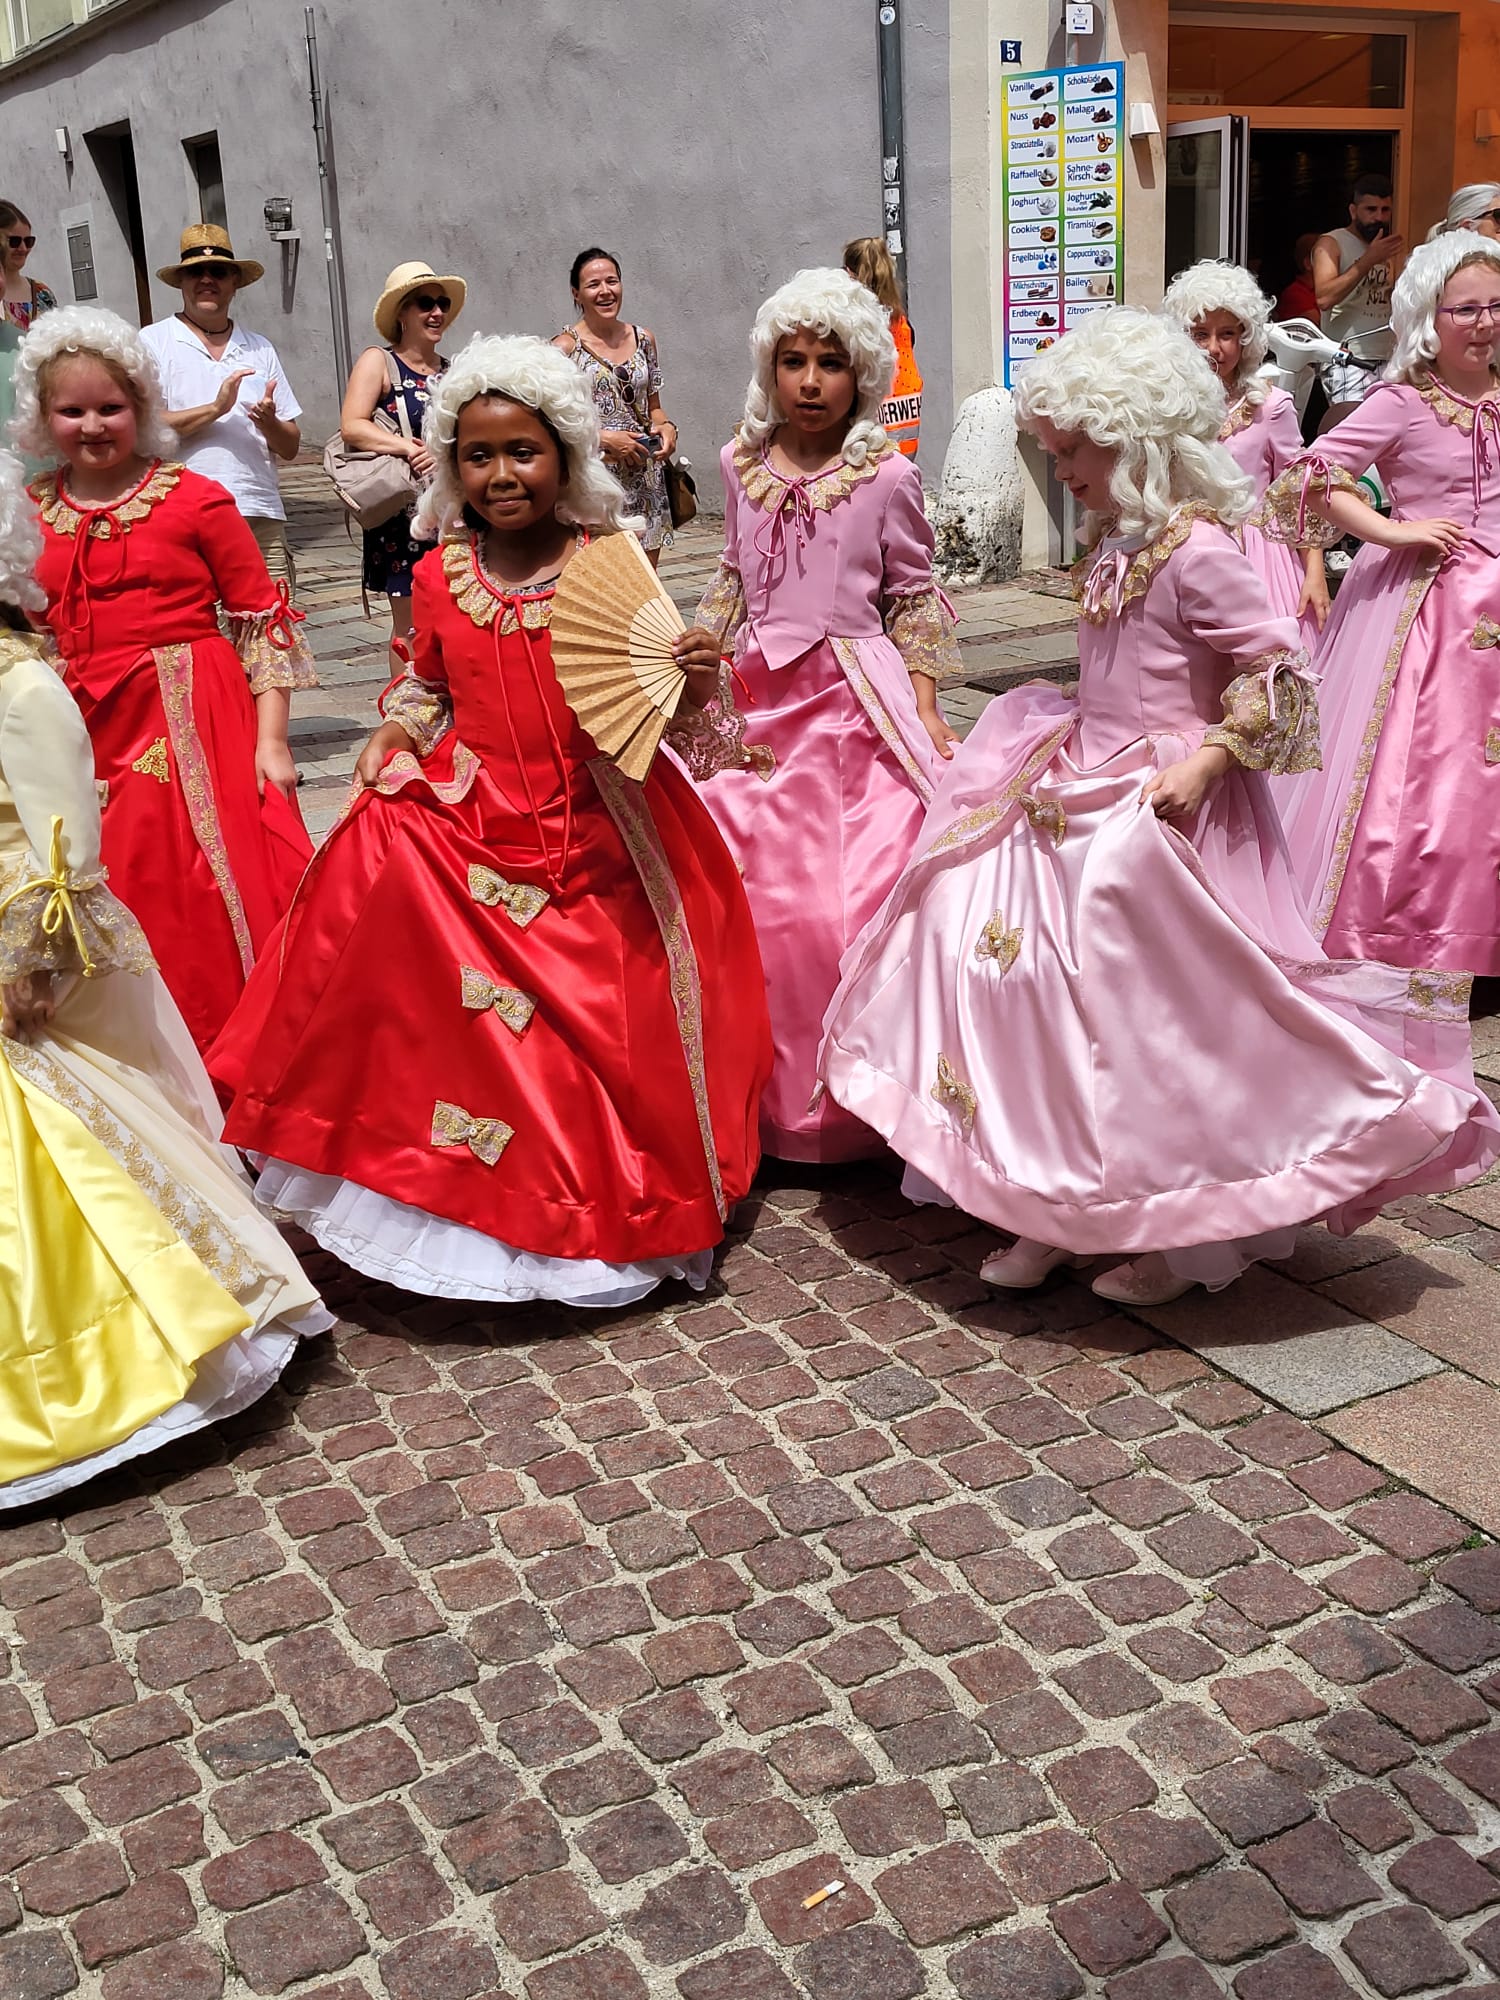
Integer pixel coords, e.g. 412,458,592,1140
1478,109,1500,144
54,127,71,162
1129,101,1161,137
263,196,299,243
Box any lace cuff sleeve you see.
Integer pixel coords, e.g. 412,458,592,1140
885,588,964,686
1258,458,1363,549
664,665,772,783
379,669,453,758
0,816,153,982
1204,648,1322,774
229,583,320,695
694,562,748,651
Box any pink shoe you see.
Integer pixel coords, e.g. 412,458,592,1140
1090,1253,1196,1307
980,1239,1077,1289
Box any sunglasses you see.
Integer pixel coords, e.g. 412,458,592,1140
409,293,451,314
6,235,34,251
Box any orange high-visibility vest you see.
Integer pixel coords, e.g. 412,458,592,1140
881,311,922,458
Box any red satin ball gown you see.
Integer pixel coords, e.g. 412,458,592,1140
31,460,317,1055
212,529,772,1306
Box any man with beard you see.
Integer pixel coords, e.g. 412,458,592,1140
1311,175,1402,418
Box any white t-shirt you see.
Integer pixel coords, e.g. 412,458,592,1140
141,316,302,521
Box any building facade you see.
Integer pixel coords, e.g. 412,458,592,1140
1,0,1496,538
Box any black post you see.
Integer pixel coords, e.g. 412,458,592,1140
876,0,908,300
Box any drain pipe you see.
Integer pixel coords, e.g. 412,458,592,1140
876,0,908,298
306,5,353,398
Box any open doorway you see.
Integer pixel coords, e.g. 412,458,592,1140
1249,130,1395,300
83,121,151,326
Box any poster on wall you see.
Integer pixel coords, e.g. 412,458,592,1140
1000,60,1124,388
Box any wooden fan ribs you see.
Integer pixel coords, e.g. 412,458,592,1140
549,533,689,782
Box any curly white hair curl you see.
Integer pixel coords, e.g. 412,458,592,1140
1013,309,1254,538
11,305,177,464
1160,259,1275,408
739,268,895,465
1386,232,1500,382
412,333,638,544
0,450,45,614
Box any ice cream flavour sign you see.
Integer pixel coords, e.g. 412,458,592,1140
1001,61,1124,387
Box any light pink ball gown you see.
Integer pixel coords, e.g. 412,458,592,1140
694,435,956,1162
1266,377,1500,974
820,508,1498,1287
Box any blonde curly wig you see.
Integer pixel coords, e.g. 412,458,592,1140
739,268,895,465
11,305,177,464
1014,309,1254,538
1386,232,1500,383
412,332,638,544
0,450,44,613
1160,259,1275,408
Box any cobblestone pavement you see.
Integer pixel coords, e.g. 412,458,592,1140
3,467,1499,2000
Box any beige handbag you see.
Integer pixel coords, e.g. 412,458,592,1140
322,351,418,532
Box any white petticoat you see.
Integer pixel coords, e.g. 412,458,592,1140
255,1161,713,1308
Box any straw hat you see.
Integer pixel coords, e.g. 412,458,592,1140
374,261,467,344
157,223,264,288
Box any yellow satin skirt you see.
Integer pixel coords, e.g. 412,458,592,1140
0,1048,249,1484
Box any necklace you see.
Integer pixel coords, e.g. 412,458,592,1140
180,313,233,337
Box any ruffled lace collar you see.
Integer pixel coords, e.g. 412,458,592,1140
732,432,892,517
1413,373,1500,434
31,460,183,539
1073,504,1214,623
442,532,577,633
1218,397,1258,443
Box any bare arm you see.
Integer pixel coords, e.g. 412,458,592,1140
1312,231,1403,314
340,347,412,456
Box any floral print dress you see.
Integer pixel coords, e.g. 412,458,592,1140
563,327,671,551
361,351,446,599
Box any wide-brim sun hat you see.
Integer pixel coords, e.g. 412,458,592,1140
374,262,468,344
157,223,264,288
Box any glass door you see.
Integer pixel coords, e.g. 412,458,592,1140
1165,115,1249,277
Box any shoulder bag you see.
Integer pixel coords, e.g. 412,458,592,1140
322,350,418,532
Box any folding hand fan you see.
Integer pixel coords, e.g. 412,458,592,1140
549,532,689,782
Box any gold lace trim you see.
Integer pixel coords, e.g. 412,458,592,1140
1020,794,1067,844
1474,616,1500,652
1485,727,1500,766
975,918,1023,972
366,742,480,804
442,535,557,633
2,1036,256,1292
431,1098,514,1167
830,638,934,804
1413,374,1500,435
923,717,1076,861
31,461,185,539
1202,649,1322,776
132,738,171,784
1407,969,1473,1018
154,644,254,978
460,965,537,1036
731,432,892,517
590,758,725,1221
696,562,748,651
1315,564,1437,936
1218,398,1257,444
467,866,550,927
1074,506,1214,623
931,1053,977,1132
380,672,452,757
885,591,964,688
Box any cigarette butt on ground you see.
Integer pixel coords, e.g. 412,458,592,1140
801,1881,845,1910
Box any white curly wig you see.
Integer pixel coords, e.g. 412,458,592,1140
1425,184,1500,243
11,305,177,465
1386,232,1500,382
739,268,895,465
0,450,45,614
1160,259,1275,408
1014,309,1254,538
412,332,638,543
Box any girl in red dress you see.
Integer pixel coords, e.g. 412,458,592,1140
212,334,771,1306
16,307,317,1056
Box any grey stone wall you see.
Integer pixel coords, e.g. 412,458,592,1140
0,0,953,508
